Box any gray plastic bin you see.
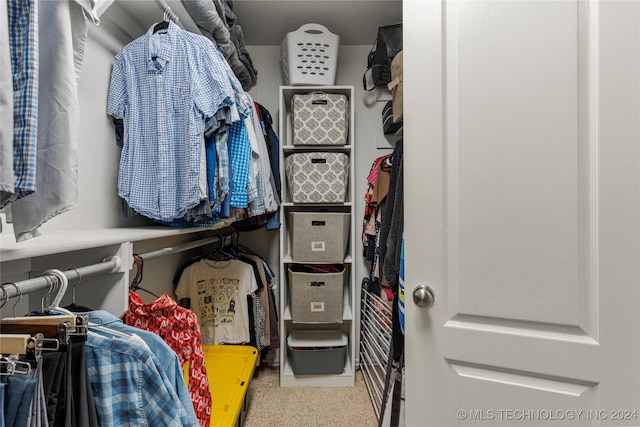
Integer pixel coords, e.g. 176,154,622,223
287,330,348,375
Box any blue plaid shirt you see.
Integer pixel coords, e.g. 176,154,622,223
87,310,199,426
3,0,39,207
85,332,196,426
107,21,234,222
228,120,251,208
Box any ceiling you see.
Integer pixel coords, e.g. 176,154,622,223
232,0,403,46
109,0,402,46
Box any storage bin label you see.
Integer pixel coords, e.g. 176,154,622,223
311,302,325,312
311,241,325,251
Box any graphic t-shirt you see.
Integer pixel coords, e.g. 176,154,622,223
175,258,258,344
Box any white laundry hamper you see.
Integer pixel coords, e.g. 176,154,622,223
281,23,340,86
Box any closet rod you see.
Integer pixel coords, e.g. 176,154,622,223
137,235,228,261
1,257,121,300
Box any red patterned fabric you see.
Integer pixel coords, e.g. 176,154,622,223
126,292,212,426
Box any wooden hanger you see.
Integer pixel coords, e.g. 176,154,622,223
0,334,31,355
0,333,57,366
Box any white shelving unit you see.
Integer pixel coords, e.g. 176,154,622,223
278,85,356,387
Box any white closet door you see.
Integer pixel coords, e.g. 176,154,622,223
404,1,640,425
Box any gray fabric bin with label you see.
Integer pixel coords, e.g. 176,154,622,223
290,212,350,263
289,264,345,323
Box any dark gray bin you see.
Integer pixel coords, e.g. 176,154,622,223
287,330,348,375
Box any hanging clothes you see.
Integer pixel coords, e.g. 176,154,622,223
175,258,258,345
0,311,195,427
398,234,405,335
256,102,281,231
180,0,258,90
227,120,252,209
362,153,392,282
5,373,36,427
172,240,278,356
28,358,49,427
40,345,73,427
125,292,211,427
107,20,236,223
68,338,100,427
1,313,100,427
0,0,15,209
10,0,101,242
85,331,197,426
247,97,278,217
225,247,270,350
380,139,404,290
361,140,404,363
2,0,39,209
87,309,198,427
107,20,278,229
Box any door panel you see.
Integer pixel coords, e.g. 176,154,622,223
454,365,595,426
404,0,640,425
447,0,590,331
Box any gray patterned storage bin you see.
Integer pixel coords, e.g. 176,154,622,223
285,152,349,203
292,92,349,145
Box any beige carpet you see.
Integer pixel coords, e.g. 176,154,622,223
243,367,378,427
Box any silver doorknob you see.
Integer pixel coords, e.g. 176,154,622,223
413,284,435,308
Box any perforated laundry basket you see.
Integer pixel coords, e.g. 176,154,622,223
281,23,339,86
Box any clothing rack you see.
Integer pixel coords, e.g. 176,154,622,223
1,257,121,300
136,234,231,261
1,234,232,301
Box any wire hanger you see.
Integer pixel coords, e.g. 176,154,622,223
0,284,10,310
6,282,22,317
64,268,94,312
72,268,80,305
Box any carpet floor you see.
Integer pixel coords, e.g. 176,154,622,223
243,367,379,427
